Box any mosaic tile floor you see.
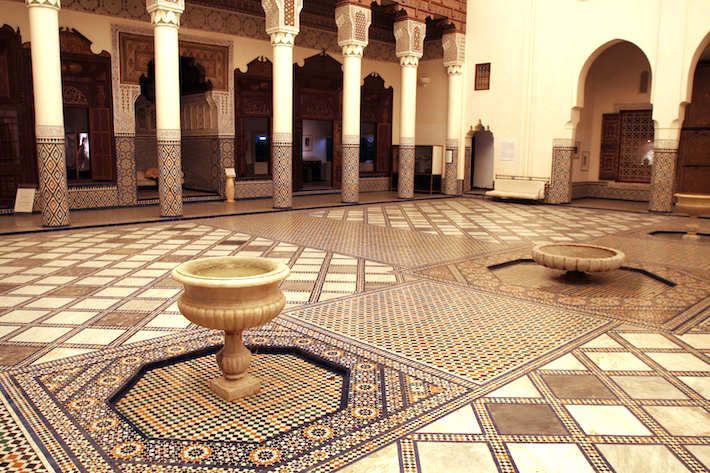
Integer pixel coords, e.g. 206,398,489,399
0,197,708,472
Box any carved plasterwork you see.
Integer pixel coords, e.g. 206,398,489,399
146,0,184,26
110,24,234,136
261,0,303,37
394,18,425,60
25,0,61,9
118,32,229,91
335,4,371,49
442,31,464,67
180,91,233,137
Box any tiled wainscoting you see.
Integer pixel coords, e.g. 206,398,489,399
572,181,650,201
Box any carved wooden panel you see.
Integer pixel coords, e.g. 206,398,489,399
119,33,229,91
618,109,653,183
89,108,114,181
599,113,620,180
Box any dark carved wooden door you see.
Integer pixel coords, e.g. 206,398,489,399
0,26,36,209
677,62,710,193
599,113,620,180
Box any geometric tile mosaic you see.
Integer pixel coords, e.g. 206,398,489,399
0,319,468,472
288,280,611,384
0,197,708,472
114,348,347,442
415,246,709,331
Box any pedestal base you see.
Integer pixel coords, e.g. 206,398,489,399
209,374,260,401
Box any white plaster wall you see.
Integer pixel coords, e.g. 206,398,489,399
463,0,710,181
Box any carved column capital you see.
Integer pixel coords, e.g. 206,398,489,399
262,0,303,37
394,18,425,61
442,31,465,69
399,55,420,67
25,0,60,10
335,3,371,50
446,64,463,75
269,30,296,46
342,43,365,57
146,0,184,27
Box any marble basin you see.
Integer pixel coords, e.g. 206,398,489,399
674,193,710,239
532,243,625,275
172,256,290,400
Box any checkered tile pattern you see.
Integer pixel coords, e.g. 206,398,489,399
396,327,710,473
0,223,399,368
310,198,663,244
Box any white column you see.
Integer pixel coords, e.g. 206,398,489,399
26,0,70,227
394,19,425,199
147,0,184,217
262,0,303,209
442,31,465,195
336,4,371,203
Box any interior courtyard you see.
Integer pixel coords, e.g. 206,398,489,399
0,0,709,472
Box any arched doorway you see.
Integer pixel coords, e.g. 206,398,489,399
470,123,494,190
135,56,219,201
575,41,653,185
677,42,710,194
293,53,343,192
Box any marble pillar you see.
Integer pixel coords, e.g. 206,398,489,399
262,0,303,209
147,0,184,217
26,0,70,227
394,18,425,199
442,31,465,196
336,3,371,203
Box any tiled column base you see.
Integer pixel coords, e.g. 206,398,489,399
272,138,292,208
464,146,472,192
398,144,415,199
214,137,235,198
546,144,575,204
342,143,360,203
37,137,70,227
443,145,458,195
649,147,678,212
116,134,137,206
158,139,183,217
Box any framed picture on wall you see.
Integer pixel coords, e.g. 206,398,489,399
581,151,590,171
303,135,312,152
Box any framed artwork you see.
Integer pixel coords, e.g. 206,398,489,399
581,151,590,171
303,135,312,152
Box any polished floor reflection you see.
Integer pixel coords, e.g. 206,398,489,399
0,197,708,472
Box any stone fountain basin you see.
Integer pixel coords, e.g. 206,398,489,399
171,256,290,331
675,193,710,216
532,243,626,273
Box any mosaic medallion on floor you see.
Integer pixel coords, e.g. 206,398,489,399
414,247,710,331
0,320,471,472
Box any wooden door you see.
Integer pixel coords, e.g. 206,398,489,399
677,62,710,193
599,113,620,180
89,107,114,180
0,26,36,209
